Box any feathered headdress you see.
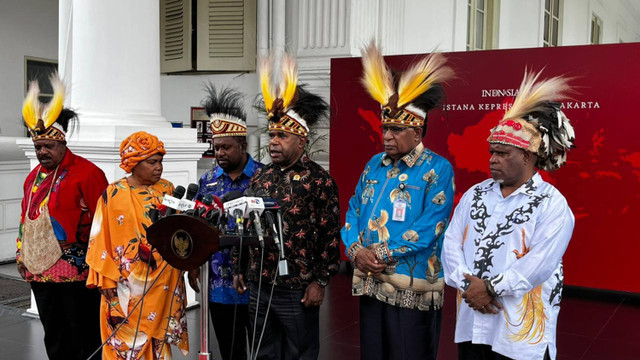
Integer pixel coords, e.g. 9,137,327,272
202,84,247,139
259,53,328,137
360,40,454,128
488,69,575,171
22,73,68,142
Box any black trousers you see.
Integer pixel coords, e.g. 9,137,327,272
359,296,442,360
31,281,102,360
210,302,250,360
458,342,551,360
247,282,320,360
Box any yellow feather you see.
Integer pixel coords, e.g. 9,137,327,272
503,68,571,121
22,81,41,130
259,56,276,113
41,73,65,129
506,285,547,344
397,52,454,108
360,40,394,106
279,53,298,110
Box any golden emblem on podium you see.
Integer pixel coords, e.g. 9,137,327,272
171,230,193,259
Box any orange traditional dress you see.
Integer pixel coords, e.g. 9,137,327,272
86,178,189,359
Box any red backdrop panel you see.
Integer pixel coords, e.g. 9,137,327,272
329,43,640,294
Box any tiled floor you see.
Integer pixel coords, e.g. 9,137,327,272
0,264,638,359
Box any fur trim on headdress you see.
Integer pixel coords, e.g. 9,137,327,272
488,69,575,171
202,84,248,138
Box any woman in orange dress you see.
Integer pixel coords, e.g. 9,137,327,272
86,131,189,359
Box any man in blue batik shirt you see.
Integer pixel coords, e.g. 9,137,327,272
341,43,456,360
188,86,263,360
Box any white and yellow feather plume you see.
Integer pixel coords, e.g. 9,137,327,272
397,52,454,108
259,55,276,114
22,81,41,130
279,53,298,111
503,69,570,121
360,40,394,106
41,73,65,129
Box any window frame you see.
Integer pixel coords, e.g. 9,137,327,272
466,0,499,51
24,56,58,100
591,13,603,44
543,0,562,47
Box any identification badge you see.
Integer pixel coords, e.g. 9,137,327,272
392,200,407,222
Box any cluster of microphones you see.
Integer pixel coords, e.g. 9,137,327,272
149,183,224,226
148,184,288,274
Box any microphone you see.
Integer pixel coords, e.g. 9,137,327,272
175,183,198,212
205,209,221,225
149,207,162,223
185,183,198,200
243,188,255,196
223,196,265,218
264,211,278,244
250,210,264,247
233,208,244,236
221,190,243,203
194,194,214,218
163,185,186,216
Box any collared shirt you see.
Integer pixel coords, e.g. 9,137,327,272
17,149,109,282
197,155,263,304
239,156,341,289
442,173,574,360
341,142,455,310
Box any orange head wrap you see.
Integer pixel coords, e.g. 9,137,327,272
119,131,166,173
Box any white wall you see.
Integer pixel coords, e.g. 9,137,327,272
496,0,640,49
0,0,55,260
497,0,545,48
562,0,640,45
0,138,29,262
403,0,468,53
0,0,59,138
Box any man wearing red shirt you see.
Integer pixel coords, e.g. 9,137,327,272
18,75,108,360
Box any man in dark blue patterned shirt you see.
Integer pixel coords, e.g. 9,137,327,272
188,86,263,360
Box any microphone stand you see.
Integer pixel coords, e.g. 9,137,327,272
199,256,211,359
275,210,288,276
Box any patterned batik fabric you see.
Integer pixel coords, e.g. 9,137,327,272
196,155,263,304
237,156,342,289
17,150,109,282
85,178,189,359
341,142,455,311
442,173,574,360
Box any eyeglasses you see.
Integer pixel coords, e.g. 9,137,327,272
380,125,410,135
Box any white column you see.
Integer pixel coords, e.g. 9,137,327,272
255,0,272,162
19,0,207,314
23,0,208,184
69,0,166,127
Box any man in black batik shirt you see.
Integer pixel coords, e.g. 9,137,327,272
233,54,340,360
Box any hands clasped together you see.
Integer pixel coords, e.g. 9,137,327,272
462,273,503,315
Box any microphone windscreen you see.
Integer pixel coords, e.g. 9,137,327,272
243,188,255,196
185,183,199,200
202,194,213,206
173,185,186,199
211,195,224,210
221,190,244,202
255,189,270,197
